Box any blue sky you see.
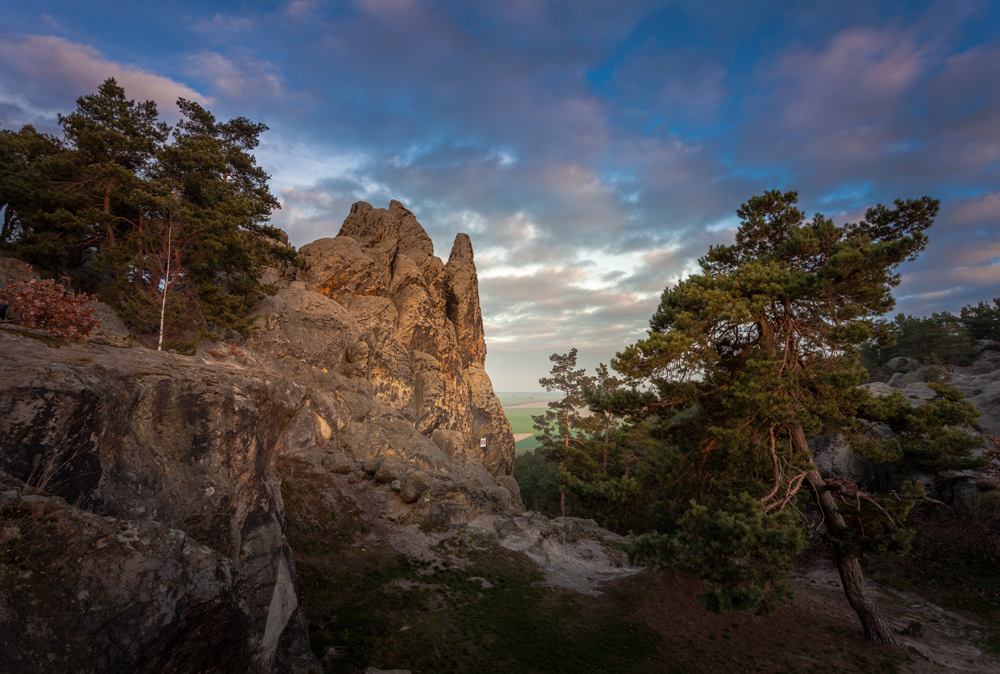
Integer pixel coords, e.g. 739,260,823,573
2,1,999,390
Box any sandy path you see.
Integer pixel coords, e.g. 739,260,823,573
513,433,533,442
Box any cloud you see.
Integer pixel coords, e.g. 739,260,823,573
4,2,997,392
736,25,933,185
894,190,1000,316
0,32,207,129
187,51,287,103
922,44,1000,176
191,13,256,35
610,41,728,132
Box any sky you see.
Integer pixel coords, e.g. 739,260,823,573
2,1,999,391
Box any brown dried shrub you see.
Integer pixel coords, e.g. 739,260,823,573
0,265,101,341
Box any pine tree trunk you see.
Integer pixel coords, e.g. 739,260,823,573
791,425,897,644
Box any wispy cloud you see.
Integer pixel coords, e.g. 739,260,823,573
0,32,207,128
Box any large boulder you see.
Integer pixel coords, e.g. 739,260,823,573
0,331,319,673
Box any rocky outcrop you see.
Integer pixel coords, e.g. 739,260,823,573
0,332,318,674
0,200,518,672
283,200,514,476
816,347,1000,509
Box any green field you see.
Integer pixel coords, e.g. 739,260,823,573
503,407,542,453
496,391,561,407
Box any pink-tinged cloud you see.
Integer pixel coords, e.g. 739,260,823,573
0,33,207,126
947,190,1000,228
187,52,287,102
773,27,928,133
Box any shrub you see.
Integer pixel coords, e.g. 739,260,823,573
0,269,101,340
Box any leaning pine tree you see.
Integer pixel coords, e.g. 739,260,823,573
614,190,980,643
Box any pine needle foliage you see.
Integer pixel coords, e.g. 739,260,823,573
0,78,295,348
599,190,981,631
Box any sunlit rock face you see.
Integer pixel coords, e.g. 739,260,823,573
277,199,514,477
0,200,516,673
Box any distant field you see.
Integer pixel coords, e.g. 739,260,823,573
496,391,561,407
503,407,539,433
515,437,539,454
503,407,543,453
499,394,561,454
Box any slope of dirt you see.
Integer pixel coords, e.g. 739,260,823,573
280,458,1000,674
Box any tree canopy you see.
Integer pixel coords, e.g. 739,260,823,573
0,78,295,349
560,190,983,642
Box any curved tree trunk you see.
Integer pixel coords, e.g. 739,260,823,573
791,425,897,644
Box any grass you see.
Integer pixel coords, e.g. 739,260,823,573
279,457,665,674
503,407,539,435
495,392,561,407
503,407,543,453
515,437,540,453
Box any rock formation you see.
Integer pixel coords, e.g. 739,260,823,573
251,199,514,478
0,334,317,674
0,200,520,673
813,341,1000,508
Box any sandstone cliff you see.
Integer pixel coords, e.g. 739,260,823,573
0,201,519,673
251,199,514,478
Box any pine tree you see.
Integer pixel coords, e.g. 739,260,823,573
2,79,294,348
613,190,981,642
532,349,594,517
0,126,66,255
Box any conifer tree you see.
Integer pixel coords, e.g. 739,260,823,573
0,126,66,255
1,79,294,348
613,190,981,643
532,349,594,516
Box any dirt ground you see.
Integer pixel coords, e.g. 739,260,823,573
281,459,1000,674
600,564,1000,674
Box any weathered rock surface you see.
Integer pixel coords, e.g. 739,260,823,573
0,477,272,674
0,332,319,674
285,200,514,476
0,201,522,671
85,300,131,347
820,350,1000,508
467,513,638,596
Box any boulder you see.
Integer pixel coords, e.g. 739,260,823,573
885,356,921,371
811,433,878,485
85,300,130,347
859,381,895,398
969,379,1000,437
894,381,937,406
972,340,1000,358
400,472,431,503
888,370,928,386
972,348,1000,374
495,474,526,512
322,451,354,474
0,331,319,673
248,287,362,374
